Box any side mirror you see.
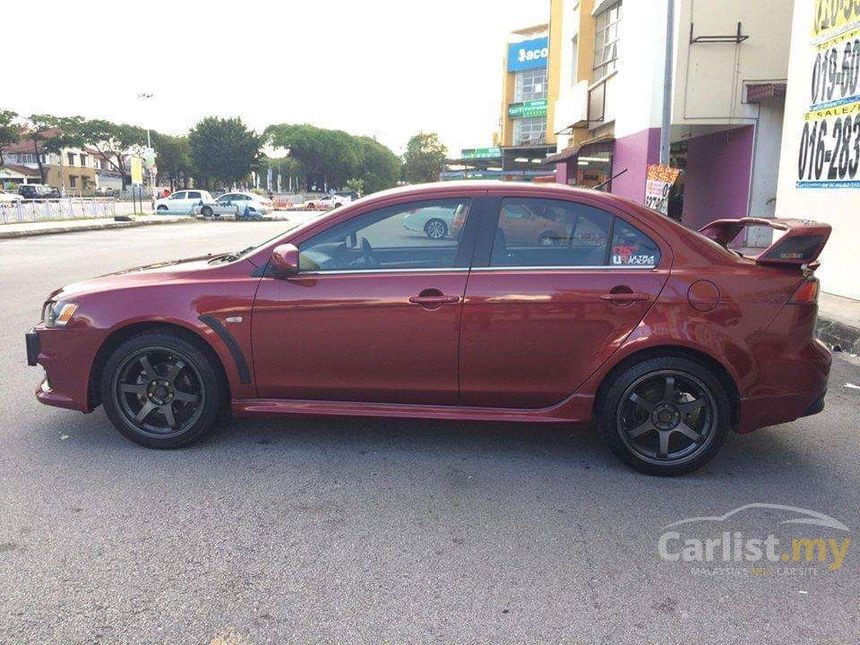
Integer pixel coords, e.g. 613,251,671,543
270,243,300,276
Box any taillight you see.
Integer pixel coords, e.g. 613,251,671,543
788,278,819,304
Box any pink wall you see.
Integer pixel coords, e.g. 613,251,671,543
681,126,754,230
610,128,661,201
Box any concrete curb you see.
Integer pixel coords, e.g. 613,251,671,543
816,315,860,354
0,217,200,240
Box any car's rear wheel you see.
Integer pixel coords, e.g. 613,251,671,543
424,218,448,240
538,231,558,246
101,332,225,448
598,356,731,476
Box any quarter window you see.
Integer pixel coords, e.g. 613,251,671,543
299,199,472,272
610,218,660,266
187,191,201,199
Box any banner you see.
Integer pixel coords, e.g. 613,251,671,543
798,0,860,189
130,157,144,185
644,164,681,213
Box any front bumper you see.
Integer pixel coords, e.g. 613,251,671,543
27,324,100,413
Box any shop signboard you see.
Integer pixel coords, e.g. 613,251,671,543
644,164,681,213
797,0,860,188
461,147,501,159
508,99,548,119
507,37,549,72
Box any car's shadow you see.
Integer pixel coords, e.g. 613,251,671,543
33,404,853,499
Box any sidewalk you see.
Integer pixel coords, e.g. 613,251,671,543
0,214,191,239
818,292,860,354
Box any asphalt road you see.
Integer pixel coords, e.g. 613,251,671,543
0,222,858,644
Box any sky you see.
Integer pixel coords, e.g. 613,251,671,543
6,0,549,156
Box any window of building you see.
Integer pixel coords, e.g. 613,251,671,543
515,67,548,102
571,35,579,86
299,199,472,272
593,2,622,80
79,154,88,167
67,152,76,166
69,176,77,188
513,117,547,146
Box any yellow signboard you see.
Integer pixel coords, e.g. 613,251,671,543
130,157,143,185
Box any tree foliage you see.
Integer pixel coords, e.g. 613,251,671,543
25,114,87,183
402,132,447,184
266,123,399,193
0,110,20,166
152,133,193,189
77,119,148,187
189,117,260,189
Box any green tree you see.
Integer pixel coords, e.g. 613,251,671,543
152,133,193,189
402,132,447,184
345,178,365,195
77,119,147,188
355,136,400,194
25,114,86,184
0,110,21,167
189,116,260,189
265,124,399,193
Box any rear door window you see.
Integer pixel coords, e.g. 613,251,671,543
487,197,660,268
490,198,612,267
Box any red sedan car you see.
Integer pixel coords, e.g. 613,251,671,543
26,182,832,475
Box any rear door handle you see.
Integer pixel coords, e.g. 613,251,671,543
600,292,650,302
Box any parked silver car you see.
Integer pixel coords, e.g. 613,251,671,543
402,204,462,239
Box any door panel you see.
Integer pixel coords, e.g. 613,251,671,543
459,268,668,408
252,271,468,404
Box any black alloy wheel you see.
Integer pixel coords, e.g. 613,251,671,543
101,332,225,448
598,357,731,475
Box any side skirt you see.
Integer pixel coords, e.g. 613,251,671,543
231,394,595,424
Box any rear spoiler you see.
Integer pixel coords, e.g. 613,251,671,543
698,217,832,268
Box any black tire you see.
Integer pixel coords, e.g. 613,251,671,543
100,331,226,449
156,205,168,212
424,218,448,240
597,356,731,476
200,206,213,217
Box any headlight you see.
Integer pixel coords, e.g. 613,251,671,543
43,301,78,327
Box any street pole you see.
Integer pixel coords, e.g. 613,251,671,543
659,0,675,166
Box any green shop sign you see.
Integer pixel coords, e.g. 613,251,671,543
461,147,501,159
508,99,547,119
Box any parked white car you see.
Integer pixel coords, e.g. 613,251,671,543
304,193,352,210
154,190,215,214
207,192,274,218
0,189,23,204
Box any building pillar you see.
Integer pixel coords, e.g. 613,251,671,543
610,128,661,202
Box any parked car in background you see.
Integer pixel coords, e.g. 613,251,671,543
403,203,466,239
18,185,61,200
26,181,833,476
154,190,215,214
305,193,352,210
207,192,274,218
0,188,24,204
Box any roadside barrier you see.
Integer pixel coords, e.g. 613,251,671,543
0,198,117,224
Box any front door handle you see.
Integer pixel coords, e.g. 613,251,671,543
409,294,461,306
600,292,650,302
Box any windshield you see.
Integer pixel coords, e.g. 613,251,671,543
212,222,303,263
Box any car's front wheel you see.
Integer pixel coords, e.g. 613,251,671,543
100,331,225,448
200,206,213,217
156,205,168,212
598,356,731,476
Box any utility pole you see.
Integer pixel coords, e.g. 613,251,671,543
659,0,675,166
